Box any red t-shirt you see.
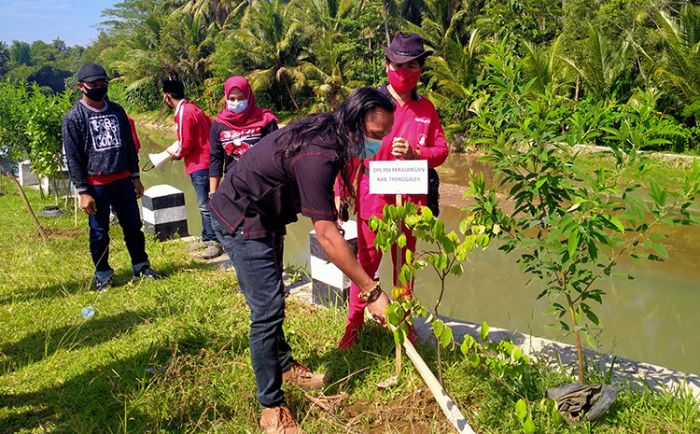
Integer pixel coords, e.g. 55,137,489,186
174,100,212,175
356,90,448,220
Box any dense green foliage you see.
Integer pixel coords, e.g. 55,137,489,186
0,39,84,93
0,81,73,194
3,0,700,152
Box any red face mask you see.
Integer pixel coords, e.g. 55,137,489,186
387,67,421,93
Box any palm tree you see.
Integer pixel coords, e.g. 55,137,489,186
289,0,368,111
159,12,215,87
522,36,573,96
100,1,176,108
562,24,631,100
655,6,700,102
180,0,248,29
216,0,312,111
426,28,482,107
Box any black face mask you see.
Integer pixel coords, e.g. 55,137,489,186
83,86,108,102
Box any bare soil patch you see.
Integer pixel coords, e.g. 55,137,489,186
341,388,451,433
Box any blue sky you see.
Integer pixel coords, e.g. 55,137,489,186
0,0,117,46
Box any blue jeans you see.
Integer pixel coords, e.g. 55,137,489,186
88,178,149,274
190,169,217,242
213,217,293,408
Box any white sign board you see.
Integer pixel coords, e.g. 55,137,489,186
369,160,428,195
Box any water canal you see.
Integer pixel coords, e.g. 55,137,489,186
137,126,700,375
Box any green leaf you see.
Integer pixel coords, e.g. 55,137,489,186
651,242,669,258
480,322,489,342
535,177,547,190
523,418,536,434
461,334,476,355
608,215,625,233
511,346,524,362
459,218,469,235
439,326,453,348
397,233,407,249
433,319,445,340
584,309,599,326
434,220,445,238
568,231,580,260
405,214,421,226
515,399,527,421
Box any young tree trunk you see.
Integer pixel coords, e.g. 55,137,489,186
435,277,446,385
566,294,585,384
382,0,391,46
282,76,300,111
8,171,48,243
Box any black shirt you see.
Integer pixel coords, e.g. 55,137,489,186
208,120,278,178
62,100,139,192
209,126,340,239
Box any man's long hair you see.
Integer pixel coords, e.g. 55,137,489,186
276,87,395,199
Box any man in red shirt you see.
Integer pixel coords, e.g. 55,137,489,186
162,79,222,259
339,33,449,349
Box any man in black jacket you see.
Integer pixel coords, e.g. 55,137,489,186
62,63,159,291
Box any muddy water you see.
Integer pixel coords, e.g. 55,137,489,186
138,127,700,375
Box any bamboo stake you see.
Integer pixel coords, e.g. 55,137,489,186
8,171,48,243
74,191,78,227
402,337,476,434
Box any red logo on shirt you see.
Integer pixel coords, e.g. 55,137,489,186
220,127,261,159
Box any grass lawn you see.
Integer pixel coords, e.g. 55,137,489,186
0,182,698,433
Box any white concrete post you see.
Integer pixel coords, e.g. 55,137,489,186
309,220,358,307
142,184,189,241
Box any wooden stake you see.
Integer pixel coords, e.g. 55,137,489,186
402,337,476,434
74,191,79,227
8,171,48,243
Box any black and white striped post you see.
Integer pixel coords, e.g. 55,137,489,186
309,220,358,307
142,184,189,241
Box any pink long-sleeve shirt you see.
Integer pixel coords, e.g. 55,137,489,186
356,90,448,220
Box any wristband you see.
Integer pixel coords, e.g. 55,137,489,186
358,281,382,304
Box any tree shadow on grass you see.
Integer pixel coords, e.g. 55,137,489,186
0,326,255,432
0,308,161,373
0,345,168,432
0,260,215,306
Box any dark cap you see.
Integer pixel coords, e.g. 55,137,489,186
382,32,432,64
77,63,108,82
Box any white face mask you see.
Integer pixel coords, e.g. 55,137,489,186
362,136,383,159
227,99,248,114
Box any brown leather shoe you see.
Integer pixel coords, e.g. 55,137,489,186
282,361,329,390
260,406,303,434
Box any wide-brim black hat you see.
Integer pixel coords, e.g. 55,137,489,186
382,32,433,64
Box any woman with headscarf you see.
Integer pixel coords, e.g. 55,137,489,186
209,76,279,194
